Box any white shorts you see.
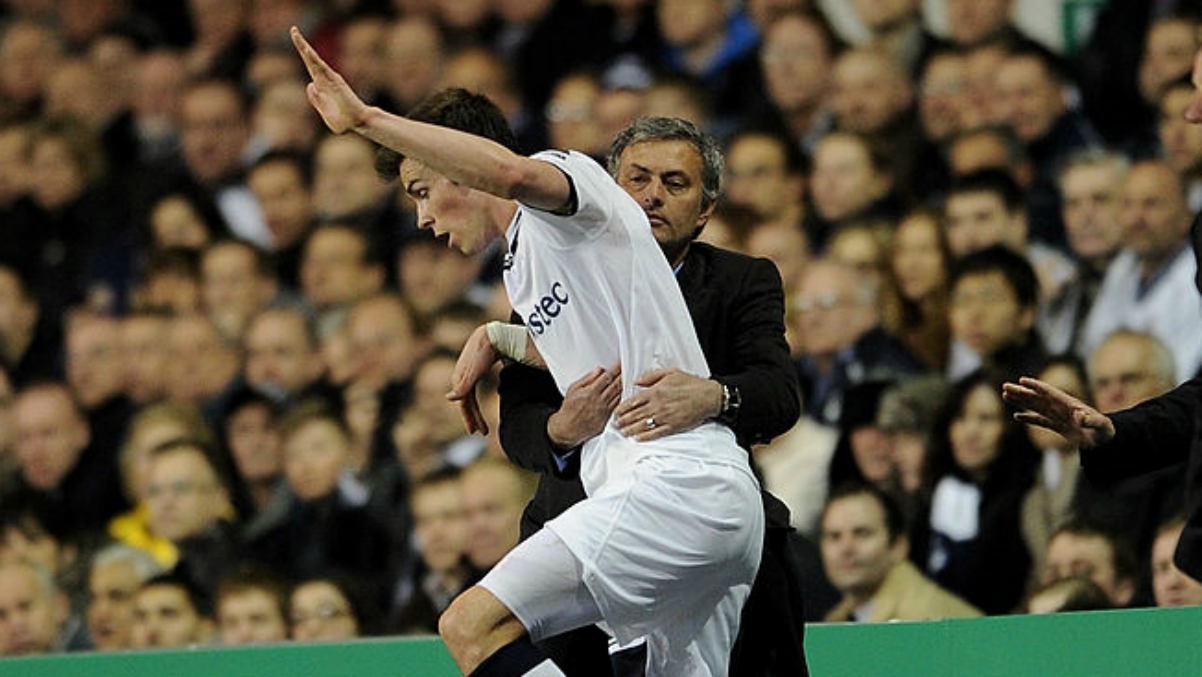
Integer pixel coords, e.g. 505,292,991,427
480,444,763,677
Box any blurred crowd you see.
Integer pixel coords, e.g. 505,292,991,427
2,0,1202,657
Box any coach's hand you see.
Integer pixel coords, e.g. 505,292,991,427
615,369,723,442
547,365,622,450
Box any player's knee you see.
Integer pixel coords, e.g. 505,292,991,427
439,593,486,662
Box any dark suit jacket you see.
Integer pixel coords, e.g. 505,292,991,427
1082,376,1202,580
498,242,804,676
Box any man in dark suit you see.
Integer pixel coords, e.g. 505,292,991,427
497,121,806,676
1002,44,1202,591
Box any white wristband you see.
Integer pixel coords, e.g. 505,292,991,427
486,321,528,362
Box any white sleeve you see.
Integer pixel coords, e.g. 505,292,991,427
521,150,632,248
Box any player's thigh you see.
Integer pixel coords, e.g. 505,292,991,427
479,527,603,642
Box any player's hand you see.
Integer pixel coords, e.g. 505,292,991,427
1002,376,1116,449
615,368,721,442
447,325,500,435
547,365,622,450
291,26,368,134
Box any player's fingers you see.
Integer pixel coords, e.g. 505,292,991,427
291,27,323,76
457,393,488,436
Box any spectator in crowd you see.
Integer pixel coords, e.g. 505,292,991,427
1151,514,1202,608
1019,355,1091,577
242,306,326,405
946,245,1047,383
250,78,320,155
219,385,289,533
792,258,925,425
145,440,239,591
825,380,899,496
743,215,811,298
5,117,131,324
1073,330,1183,572
753,9,840,157
1042,149,1128,354
1158,75,1202,212
245,150,316,284
543,70,606,161
1079,159,1202,383
309,133,402,239
0,264,61,390
334,13,389,109
1040,521,1139,609
395,227,491,326
1125,14,1202,158
655,0,762,132
343,292,432,471
391,349,486,483
130,570,215,649
918,368,1037,615
200,238,282,343
459,457,536,572
158,77,269,249
249,399,392,596
941,169,1076,317
214,563,290,645
0,560,70,656
130,48,187,167
876,374,948,528
994,46,1102,246
119,310,170,405
108,401,215,566
391,467,477,635
849,0,939,76
63,311,134,457
0,19,65,121
944,124,1034,188
132,247,204,315
84,543,164,652
806,131,902,250
379,15,448,120
820,482,981,622
942,0,1049,54
12,381,129,540
289,574,369,641
143,188,229,255
723,127,806,231
911,48,968,198
829,46,922,198
890,209,952,371
298,223,385,339
163,312,241,410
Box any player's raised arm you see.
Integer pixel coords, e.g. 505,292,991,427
291,26,571,213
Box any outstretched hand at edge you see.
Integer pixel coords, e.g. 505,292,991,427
1001,376,1116,450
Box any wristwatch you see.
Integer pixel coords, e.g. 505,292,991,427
715,380,741,425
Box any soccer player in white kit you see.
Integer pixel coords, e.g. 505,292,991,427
293,28,763,676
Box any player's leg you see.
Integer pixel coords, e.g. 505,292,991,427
440,528,604,676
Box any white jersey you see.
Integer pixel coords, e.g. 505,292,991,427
503,150,745,494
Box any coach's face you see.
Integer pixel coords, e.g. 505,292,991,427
401,158,496,256
614,139,714,267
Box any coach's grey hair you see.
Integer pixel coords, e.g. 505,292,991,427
90,543,166,582
606,117,724,210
